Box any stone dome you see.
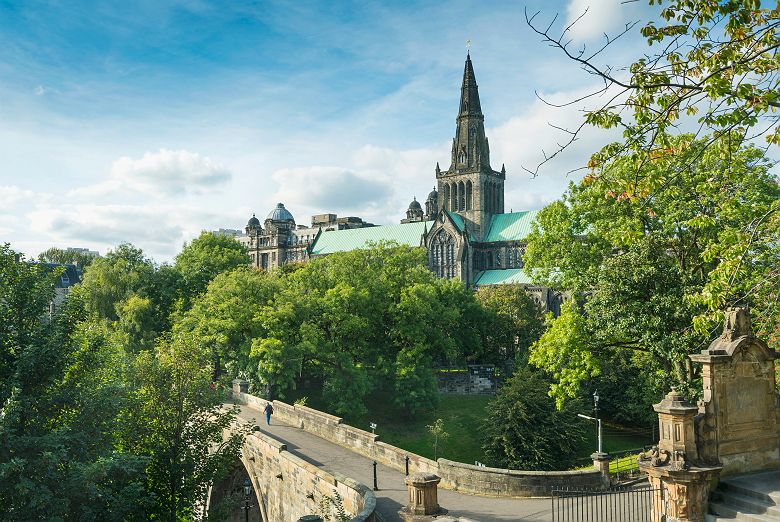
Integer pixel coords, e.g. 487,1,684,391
408,197,422,210
247,213,261,227
427,188,438,200
266,202,294,222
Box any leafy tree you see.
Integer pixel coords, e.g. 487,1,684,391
175,266,282,383
474,284,545,367
38,246,98,269
0,250,149,521
251,243,482,416
525,135,780,405
118,333,250,521
174,232,249,301
481,368,585,471
526,1,780,175
78,243,154,321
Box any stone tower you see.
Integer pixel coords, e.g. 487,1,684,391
437,53,505,240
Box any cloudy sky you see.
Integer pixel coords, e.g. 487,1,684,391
0,0,649,261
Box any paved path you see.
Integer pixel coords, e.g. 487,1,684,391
235,404,552,522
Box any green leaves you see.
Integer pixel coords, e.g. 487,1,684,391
525,134,779,407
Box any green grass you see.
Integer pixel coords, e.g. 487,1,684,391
282,386,654,467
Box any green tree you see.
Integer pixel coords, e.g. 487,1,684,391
38,246,98,269
474,284,545,367
251,243,482,416
525,135,780,405
0,249,149,521
78,243,154,321
118,333,250,521
174,232,249,301
481,368,585,471
175,266,282,383
426,418,449,460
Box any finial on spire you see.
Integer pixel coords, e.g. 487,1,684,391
466,38,471,55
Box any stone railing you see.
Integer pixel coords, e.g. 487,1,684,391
242,426,376,522
233,381,605,497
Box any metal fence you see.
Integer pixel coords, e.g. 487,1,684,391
551,485,666,522
611,447,650,482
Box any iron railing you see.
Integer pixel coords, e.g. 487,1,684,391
551,485,666,522
611,447,651,482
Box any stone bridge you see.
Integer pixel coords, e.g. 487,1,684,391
206,385,605,521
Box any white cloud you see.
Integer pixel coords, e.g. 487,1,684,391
69,149,231,200
565,0,628,42
0,185,42,207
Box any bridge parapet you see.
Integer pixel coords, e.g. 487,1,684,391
232,381,604,498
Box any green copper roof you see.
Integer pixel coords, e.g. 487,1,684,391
310,221,433,255
474,268,534,286
447,211,465,231
483,211,539,242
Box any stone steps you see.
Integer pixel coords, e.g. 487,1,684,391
706,475,780,521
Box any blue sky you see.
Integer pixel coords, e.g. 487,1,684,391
0,0,648,260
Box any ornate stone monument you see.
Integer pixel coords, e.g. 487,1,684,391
639,307,780,521
690,307,780,475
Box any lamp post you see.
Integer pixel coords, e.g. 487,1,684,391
577,413,603,454
243,478,252,522
593,390,600,452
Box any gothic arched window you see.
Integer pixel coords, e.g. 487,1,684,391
450,182,457,211
443,184,450,211
458,181,465,211
430,229,456,279
465,180,472,210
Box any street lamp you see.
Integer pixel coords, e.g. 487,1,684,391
577,413,603,454
243,478,252,522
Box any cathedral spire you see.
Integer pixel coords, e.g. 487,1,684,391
458,52,482,118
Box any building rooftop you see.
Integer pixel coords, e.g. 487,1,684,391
473,268,533,286
310,220,432,255
483,211,539,243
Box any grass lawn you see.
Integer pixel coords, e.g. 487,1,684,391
282,386,654,468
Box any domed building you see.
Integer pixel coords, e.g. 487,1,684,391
232,53,564,313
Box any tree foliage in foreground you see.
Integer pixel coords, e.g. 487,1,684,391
526,0,780,176
525,135,780,406
482,368,585,471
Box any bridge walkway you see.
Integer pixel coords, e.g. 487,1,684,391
235,403,552,522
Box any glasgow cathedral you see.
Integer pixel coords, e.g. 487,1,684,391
238,54,563,313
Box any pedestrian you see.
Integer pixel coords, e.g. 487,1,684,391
263,402,274,426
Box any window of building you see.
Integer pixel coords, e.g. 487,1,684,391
430,229,456,279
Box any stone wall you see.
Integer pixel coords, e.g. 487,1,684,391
437,365,498,395
239,428,376,522
233,384,605,498
437,459,605,497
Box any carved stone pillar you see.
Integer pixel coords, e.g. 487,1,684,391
399,472,445,521
232,378,249,397
591,452,610,482
639,390,721,521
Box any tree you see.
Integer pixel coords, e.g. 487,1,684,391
78,243,154,321
525,135,780,405
474,284,545,367
481,368,585,471
118,333,250,521
525,1,780,177
175,266,282,383
426,418,449,460
38,247,98,269
0,248,149,521
251,242,482,416
174,232,249,301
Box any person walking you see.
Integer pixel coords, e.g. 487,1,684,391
263,402,274,426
